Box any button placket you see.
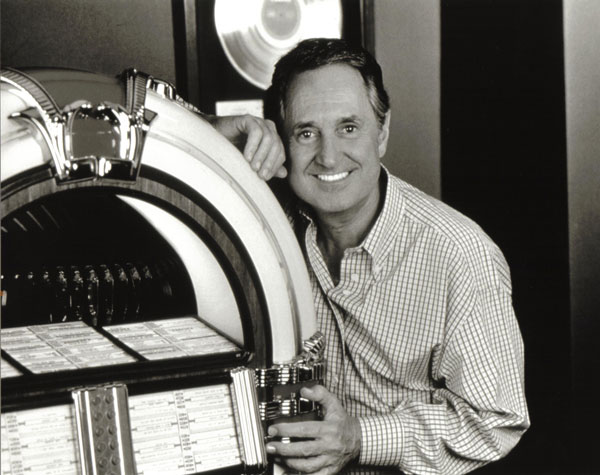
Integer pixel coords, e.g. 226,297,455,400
339,251,359,297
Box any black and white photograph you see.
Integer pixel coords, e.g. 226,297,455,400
1,1,598,474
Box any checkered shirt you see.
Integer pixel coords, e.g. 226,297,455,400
288,167,530,474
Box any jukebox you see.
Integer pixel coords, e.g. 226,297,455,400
0,68,323,474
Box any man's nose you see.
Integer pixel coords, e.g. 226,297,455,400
315,135,339,168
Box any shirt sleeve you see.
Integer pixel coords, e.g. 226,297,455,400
357,251,530,474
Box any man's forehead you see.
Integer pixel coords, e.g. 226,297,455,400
287,64,364,94
284,64,371,119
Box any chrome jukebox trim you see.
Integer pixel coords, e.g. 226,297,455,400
255,331,325,388
296,330,325,364
230,368,268,473
71,383,137,475
0,68,155,184
259,393,321,421
255,362,325,387
256,332,325,423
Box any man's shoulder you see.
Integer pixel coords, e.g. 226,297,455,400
389,175,511,290
389,175,486,242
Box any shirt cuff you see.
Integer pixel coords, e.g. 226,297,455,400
358,414,404,466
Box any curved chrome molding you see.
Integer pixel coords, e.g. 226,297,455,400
1,68,155,183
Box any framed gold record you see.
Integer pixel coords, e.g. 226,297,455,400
214,0,343,90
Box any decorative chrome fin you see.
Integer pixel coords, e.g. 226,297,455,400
1,67,155,184
299,330,325,364
254,331,326,425
255,331,325,389
71,383,137,475
259,392,321,421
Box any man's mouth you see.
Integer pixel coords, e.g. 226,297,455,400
316,171,350,182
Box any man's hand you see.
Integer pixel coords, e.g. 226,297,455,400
209,114,287,180
266,385,361,474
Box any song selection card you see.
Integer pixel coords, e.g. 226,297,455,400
105,316,240,361
0,322,136,374
1,319,244,473
130,385,240,474
1,385,241,475
1,405,80,475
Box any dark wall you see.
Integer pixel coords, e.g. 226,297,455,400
374,0,441,199
441,0,574,473
0,0,177,84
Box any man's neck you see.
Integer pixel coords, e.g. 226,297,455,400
314,189,383,284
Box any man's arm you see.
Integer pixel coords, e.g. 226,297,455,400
267,281,529,474
358,287,529,473
204,114,287,180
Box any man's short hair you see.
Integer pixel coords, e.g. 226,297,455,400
265,38,390,130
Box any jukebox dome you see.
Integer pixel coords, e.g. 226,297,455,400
0,68,321,475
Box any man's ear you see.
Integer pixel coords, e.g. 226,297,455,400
378,111,391,158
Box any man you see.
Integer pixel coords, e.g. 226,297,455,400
253,38,530,474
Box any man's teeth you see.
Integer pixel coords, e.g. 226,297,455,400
317,172,349,182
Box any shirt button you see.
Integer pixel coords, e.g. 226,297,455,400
350,273,359,282
342,289,351,296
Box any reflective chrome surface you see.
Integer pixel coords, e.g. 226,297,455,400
1,68,154,183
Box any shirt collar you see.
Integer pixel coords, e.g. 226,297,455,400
293,166,405,268
360,165,404,270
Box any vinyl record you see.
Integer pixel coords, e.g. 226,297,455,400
214,0,342,90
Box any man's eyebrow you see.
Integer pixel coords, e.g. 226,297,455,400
338,115,361,123
292,121,316,130
292,116,362,129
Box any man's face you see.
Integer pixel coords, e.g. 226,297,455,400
283,64,390,219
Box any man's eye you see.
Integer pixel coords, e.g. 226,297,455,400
342,125,357,134
298,130,314,139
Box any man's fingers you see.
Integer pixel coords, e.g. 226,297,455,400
301,385,343,417
274,165,288,178
259,138,285,179
268,421,323,439
267,439,323,458
250,131,275,176
241,120,265,164
234,115,285,180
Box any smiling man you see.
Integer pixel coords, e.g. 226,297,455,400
262,38,529,474
283,61,388,286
